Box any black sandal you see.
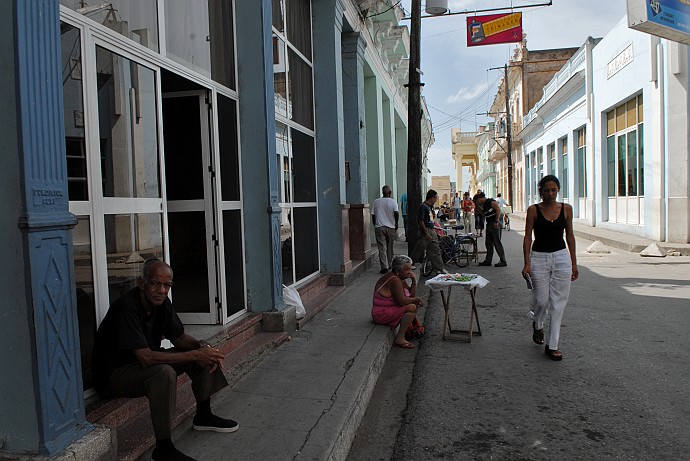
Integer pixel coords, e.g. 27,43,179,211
532,322,544,345
544,345,563,361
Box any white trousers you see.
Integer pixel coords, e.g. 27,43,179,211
528,248,572,350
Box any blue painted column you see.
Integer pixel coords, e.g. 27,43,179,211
12,0,90,455
235,0,284,311
342,31,368,205
313,0,348,273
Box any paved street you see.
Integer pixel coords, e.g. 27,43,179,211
351,229,690,460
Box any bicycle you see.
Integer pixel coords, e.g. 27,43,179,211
421,225,478,276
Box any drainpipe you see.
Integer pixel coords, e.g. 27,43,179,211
585,37,596,227
655,38,667,242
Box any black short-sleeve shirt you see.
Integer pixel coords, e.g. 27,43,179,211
483,198,498,223
91,287,185,391
417,202,435,229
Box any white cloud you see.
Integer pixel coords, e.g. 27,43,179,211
445,81,490,104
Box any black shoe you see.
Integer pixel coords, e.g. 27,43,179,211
192,414,239,433
545,345,563,361
532,322,544,345
494,261,507,267
379,268,388,274
152,447,197,461
478,261,492,266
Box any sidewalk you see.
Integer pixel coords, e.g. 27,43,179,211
140,219,688,461
142,241,417,461
509,212,690,255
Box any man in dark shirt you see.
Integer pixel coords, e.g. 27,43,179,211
410,189,446,275
474,192,507,267
92,259,237,461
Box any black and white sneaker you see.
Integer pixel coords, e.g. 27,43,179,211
192,414,239,433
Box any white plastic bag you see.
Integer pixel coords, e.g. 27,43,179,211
282,284,306,319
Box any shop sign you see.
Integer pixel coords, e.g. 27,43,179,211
628,0,690,45
466,12,522,47
607,44,634,79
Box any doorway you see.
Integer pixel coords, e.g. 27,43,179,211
163,91,220,324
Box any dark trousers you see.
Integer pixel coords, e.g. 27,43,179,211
410,229,444,273
101,359,228,440
484,222,506,263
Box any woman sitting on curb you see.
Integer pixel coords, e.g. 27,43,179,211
371,255,424,349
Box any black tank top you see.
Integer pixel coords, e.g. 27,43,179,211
532,203,566,253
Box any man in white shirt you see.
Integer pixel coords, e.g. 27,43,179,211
452,192,461,221
372,185,399,274
496,193,508,232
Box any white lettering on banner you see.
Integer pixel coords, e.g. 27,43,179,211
607,44,634,79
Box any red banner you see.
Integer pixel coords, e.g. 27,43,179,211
467,12,522,47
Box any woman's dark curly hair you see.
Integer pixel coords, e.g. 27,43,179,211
538,175,561,197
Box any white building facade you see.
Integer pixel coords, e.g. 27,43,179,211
520,17,689,244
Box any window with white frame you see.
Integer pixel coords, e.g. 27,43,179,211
576,127,586,198
559,136,568,198
547,142,555,176
606,95,644,198
273,0,318,286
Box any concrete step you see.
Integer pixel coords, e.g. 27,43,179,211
86,314,288,461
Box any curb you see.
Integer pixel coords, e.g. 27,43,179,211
298,327,394,461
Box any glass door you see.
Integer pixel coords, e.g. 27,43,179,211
163,91,219,324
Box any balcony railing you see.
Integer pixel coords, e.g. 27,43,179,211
523,46,586,127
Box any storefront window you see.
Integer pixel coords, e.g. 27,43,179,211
291,128,316,203
276,123,317,285
286,0,312,59
96,47,160,198
273,36,288,118
73,216,95,391
165,1,211,75
61,0,159,52
607,135,616,197
293,206,319,281
209,0,236,90
104,213,163,306
61,22,89,201
223,210,245,317
273,0,316,285
273,0,314,129
559,137,568,198
288,49,314,130
576,127,586,198
605,96,644,198
218,95,241,202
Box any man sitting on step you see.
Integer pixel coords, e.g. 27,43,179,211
92,259,238,461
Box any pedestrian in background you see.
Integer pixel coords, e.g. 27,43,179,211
400,192,408,241
496,192,509,236
410,189,446,275
452,192,461,221
474,192,507,267
461,191,474,233
473,190,485,237
372,185,399,274
522,175,578,361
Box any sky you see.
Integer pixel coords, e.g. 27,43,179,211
398,0,628,189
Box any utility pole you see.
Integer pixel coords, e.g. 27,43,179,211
406,0,422,254
504,64,514,207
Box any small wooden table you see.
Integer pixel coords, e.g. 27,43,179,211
425,274,489,342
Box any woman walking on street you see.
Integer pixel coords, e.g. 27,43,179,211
522,175,578,361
